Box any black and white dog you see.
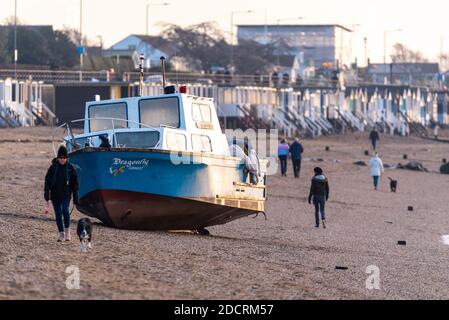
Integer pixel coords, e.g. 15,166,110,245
77,218,93,253
388,177,398,193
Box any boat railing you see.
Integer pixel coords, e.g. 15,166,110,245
53,117,161,154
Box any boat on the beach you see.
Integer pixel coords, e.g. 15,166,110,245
60,57,268,232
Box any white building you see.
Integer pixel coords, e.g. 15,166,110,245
104,35,193,72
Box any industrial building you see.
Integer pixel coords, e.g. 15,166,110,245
237,24,353,69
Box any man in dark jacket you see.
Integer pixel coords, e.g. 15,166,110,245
369,128,380,150
99,135,111,148
308,167,330,229
44,145,79,242
289,138,304,178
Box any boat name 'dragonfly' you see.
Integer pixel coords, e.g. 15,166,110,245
112,158,150,168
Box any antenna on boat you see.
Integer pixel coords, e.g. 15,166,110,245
139,53,145,97
160,56,176,94
160,56,167,91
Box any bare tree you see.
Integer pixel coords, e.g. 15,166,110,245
390,43,429,63
160,22,286,74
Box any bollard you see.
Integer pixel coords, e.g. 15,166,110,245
443,158,447,164
325,146,330,152
364,150,369,156
403,154,408,160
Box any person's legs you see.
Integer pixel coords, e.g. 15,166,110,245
371,139,376,150
292,159,299,178
61,198,71,241
61,198,71,229
373,176,379,190
278,157,282,175
279,156,287,176
283,156,288,176
313,198,320,227
319,198,326,221
51,200,64,233
52,200,65,241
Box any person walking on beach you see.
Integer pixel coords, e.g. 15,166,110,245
278,139,289,177
308,167,330,229
44,145,79,242
434,124,440,140
369,127,380,150
369,152,384,191
289,138,304,179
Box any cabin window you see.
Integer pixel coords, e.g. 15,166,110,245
115,131,160,149
139,97,180,128
166,132,187,151
192,103,212,122
89,102,128,132
69,134,110,150
191,134,213,152
192,102,213,130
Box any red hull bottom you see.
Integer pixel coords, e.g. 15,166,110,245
77,190,261,230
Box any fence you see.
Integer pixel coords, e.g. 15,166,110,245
2,76,446,137
0,70,110,83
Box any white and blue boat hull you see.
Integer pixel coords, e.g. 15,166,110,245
70,148,266,230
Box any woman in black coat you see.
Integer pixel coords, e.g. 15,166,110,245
44,145,79,242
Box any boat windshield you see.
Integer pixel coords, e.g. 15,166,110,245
139,97,180,128
89,102,128,132
115,131,160,148
67,131,160,150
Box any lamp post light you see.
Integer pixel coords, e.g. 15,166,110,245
230,10,253,74
383,29,402,64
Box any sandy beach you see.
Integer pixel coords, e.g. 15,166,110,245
0,127,448,300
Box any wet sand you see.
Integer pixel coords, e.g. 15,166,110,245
0,127,448,300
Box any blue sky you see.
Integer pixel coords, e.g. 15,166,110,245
1,0,448,64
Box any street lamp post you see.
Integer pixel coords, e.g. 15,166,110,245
79,0,83,82
364,37,368,66
275,17,304,66
383,29,402,64
13,0,18,80
343,24,360,66
146,2,170,36
440,36,449,72
230,10,253,74
145,1,170,71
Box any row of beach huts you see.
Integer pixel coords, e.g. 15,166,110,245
1,77,447,138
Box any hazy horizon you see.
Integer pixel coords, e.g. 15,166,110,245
1,0,448,65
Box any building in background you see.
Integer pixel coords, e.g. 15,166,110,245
104,35,195,72
367,63,439,86
237,24,352,70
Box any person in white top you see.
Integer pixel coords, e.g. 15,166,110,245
434,125,440,140
369,152,384,191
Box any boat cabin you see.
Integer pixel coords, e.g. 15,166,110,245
66,93,230,156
